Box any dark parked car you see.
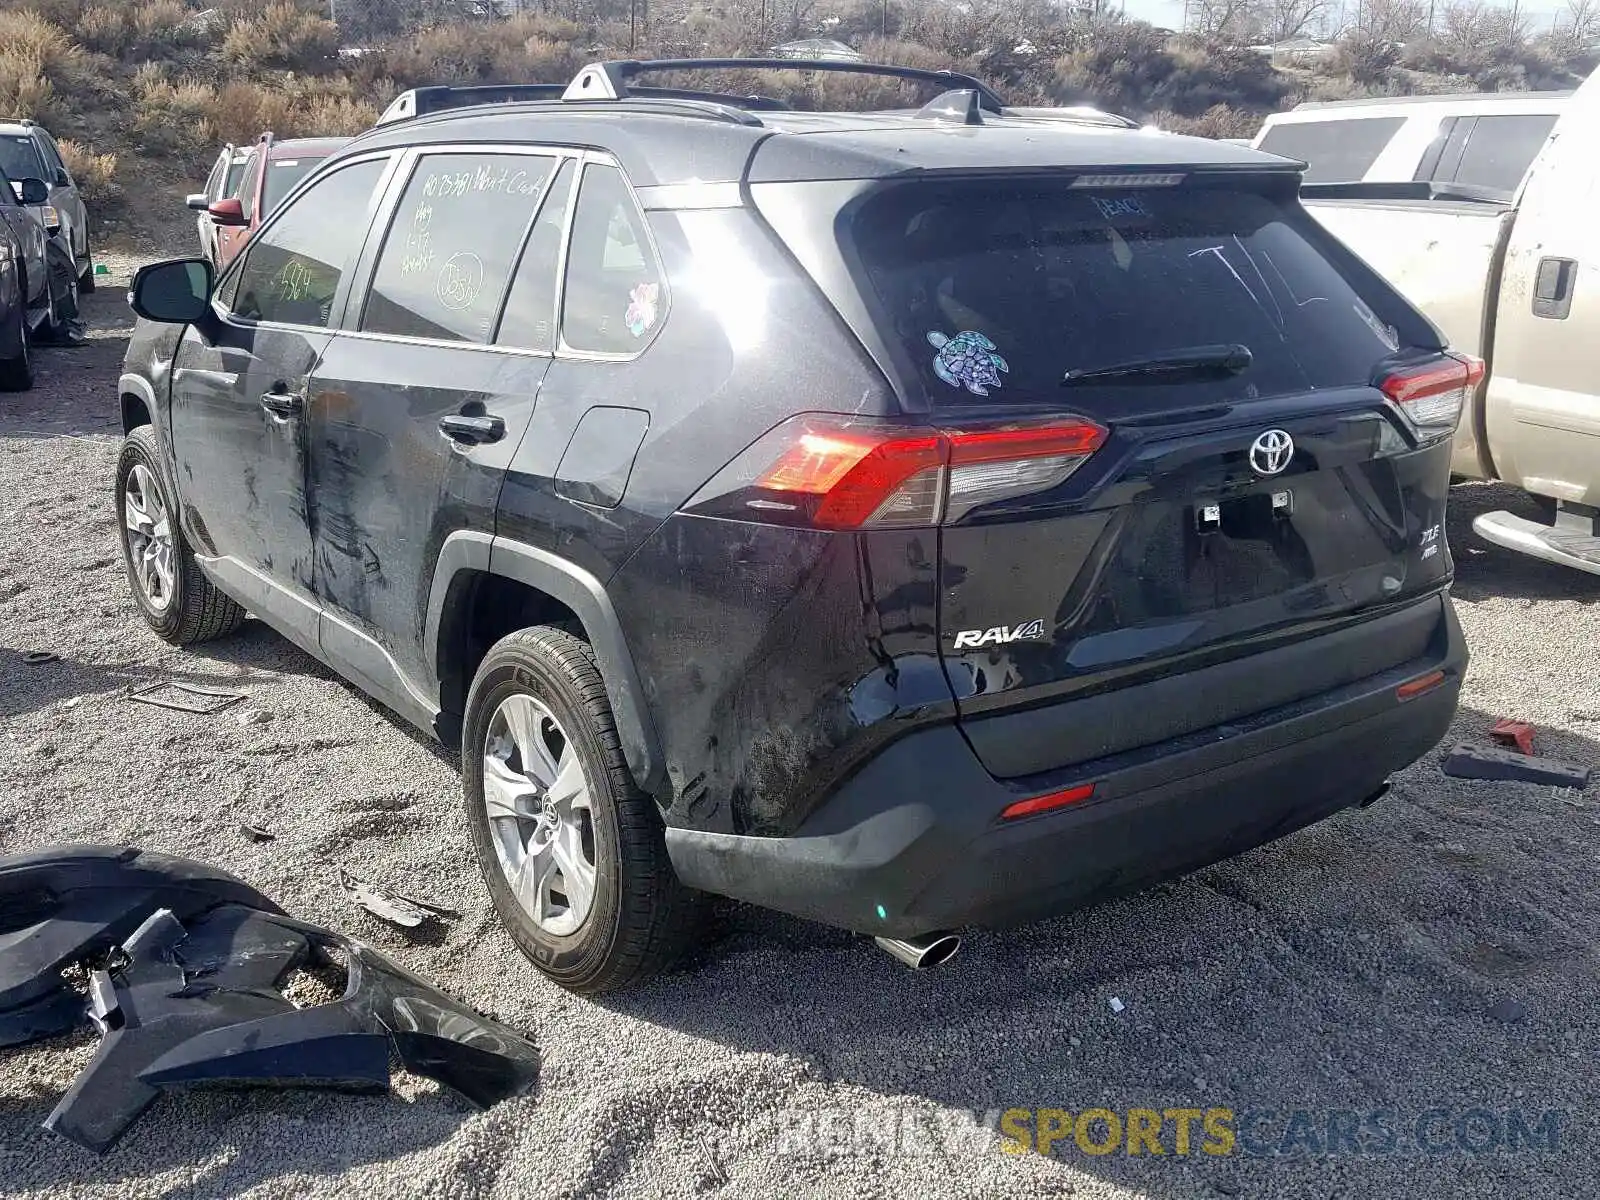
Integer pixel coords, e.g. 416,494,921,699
0,164,71,389
0,118,93,290
115,60,1469,993
204,133,351,270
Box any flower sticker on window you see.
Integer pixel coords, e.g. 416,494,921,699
625,282,660,339
928,330,1009,396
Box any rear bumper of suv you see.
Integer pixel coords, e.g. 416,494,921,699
664,595,1465,938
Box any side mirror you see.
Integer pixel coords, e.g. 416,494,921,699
207,197,247,227
185,192,209,211
130,258,214,324
17,177,49,206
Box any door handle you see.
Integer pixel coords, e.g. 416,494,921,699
259,389,304,417
439,413,506,446
1533,257,1578,320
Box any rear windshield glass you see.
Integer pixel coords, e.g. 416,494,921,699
1257,117,1403,182
852,179,1416,414
0,136,45,187
262,157,323,217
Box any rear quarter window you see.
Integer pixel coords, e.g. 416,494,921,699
1257,117,1405,182
850,178,1424,416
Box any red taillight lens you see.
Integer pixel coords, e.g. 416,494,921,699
755,430,945,528
1000,783,1096,821
690,415,1107,530
1380,353,1485,440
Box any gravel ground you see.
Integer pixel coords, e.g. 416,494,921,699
3,284,1597,1199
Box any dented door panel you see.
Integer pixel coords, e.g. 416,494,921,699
305,336,547,700
168,318,327,609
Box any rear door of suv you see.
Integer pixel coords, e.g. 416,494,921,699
305,144,572,709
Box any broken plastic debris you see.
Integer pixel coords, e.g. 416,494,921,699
127,681,245,715
1441,742,1590,789
0,845,539,1153
1489,718,1536,756
240,824,276,844
339,869,435,929
22,651,59,666
1109,996,1125,1013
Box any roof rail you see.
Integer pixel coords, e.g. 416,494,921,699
375,82,789,128
561,58,1008,112
378,84,565,126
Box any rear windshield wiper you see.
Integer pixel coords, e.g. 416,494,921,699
1062,344,1253,387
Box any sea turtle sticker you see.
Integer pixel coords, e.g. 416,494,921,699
626,282,660,338
927,330,1009,396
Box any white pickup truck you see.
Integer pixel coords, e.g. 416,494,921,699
1298,67,1600,574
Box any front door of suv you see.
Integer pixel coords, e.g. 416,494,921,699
304,147,570,711
168,154,394,653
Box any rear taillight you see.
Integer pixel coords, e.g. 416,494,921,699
687,415,1107,529
1380,353,1485,441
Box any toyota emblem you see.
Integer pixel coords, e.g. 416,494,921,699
1248,429,1294,477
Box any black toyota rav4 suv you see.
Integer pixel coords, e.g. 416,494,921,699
116,60,1471,993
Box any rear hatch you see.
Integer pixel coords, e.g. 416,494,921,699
831,170,1463,777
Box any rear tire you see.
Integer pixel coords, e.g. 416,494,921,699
116,426,246,645
0,303,33,392
462,625,703,994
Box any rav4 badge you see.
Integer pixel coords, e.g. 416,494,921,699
953,619,1047,650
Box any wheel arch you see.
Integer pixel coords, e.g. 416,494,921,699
427,531,667,800
119,373,157,433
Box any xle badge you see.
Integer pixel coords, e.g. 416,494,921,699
953,619,1047,650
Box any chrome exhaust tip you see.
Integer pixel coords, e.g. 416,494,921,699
873,931,962,970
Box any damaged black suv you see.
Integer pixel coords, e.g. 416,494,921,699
116,59,1469,993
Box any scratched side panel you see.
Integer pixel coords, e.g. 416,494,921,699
305,337,546,693
167,321,328,599
607,518,952,837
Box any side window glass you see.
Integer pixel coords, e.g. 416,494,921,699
361,152,554,343
1256,117,1404,183
561,163,665,355
230,159,386,328
496,160,574,352
237,156,262,220
1452,114,1557,193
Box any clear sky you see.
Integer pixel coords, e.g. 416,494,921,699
1118,0,1572,33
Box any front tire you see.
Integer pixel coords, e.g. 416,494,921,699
463,626,702,994
78,254,95,293
116,426,246,644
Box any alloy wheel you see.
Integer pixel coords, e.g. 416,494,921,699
123,464,175,612
482,693,599,936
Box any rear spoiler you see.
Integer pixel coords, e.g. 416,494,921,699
1300,180,1512,205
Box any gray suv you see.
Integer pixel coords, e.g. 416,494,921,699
0,120,93,290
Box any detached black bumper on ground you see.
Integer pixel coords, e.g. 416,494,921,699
668,596,1466,938
0,846,540,1153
